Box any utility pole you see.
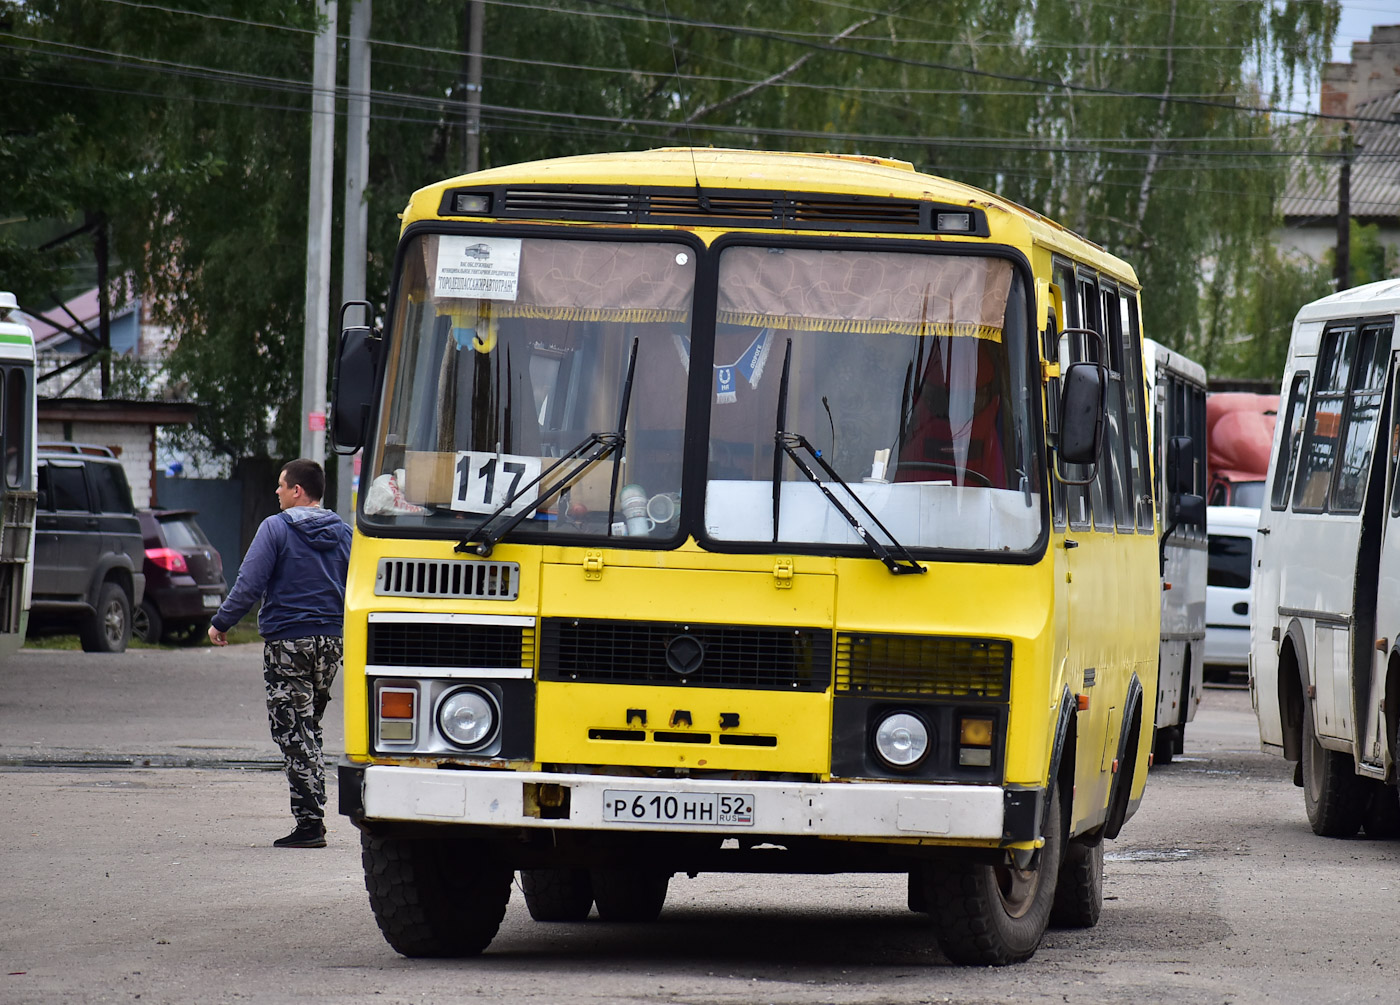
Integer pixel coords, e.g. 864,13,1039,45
301,0,338,465
464,0,483,174
337,0,371,518
1335,123,1352,293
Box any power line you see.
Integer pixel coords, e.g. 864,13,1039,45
76,0,1388,127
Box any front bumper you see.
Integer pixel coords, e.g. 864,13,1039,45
344,763,1017,842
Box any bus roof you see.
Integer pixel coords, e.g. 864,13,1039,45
404,147,1137,285
0,319,35,363
1142,336,1206,387
1295,278,1400,324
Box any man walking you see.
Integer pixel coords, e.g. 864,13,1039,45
209,459,353,848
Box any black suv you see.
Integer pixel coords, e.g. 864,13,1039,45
29,444,146,653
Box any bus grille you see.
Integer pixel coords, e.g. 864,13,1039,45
496,187,926,232
835,633,1009,699
375,558,519,601
367,621,534,671
539,618,832,691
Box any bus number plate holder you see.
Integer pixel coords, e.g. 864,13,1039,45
603,790,754,827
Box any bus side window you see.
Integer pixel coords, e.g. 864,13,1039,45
1056,262,1090,532
1100,284,1133,531
1077,274,1116,533
1329,322,1392,514
1118,293,1153,533
1272,371,1310,510
1294,326,1358,512
1390,370,1400,519
4,367,25,490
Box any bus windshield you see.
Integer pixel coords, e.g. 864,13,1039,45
364,233,695,538
363,234,1041,554
704,246,1041,553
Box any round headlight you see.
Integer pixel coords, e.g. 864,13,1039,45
873,712,930,769
437,687,499,749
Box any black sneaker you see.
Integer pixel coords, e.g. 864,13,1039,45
273,823,327,848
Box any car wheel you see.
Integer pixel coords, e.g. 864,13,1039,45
165,620,212,647
80,582,132,654
133,600,163,645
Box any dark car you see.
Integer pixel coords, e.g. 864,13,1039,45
133,509,227,645
29,444,146,653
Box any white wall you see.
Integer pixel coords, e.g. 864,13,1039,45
38,421,155,509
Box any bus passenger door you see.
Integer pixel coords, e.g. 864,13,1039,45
1363,352,1400,769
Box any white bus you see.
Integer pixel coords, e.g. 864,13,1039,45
0,292,37,661
1253,278,1400,838
1144,338,1207,765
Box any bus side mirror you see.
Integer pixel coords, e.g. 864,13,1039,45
1166,435,1194,495
1058,361,1106,465
329,300,380,455
1169,491,1205,527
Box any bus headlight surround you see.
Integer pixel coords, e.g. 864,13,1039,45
437,686,500,749
872,711,931,769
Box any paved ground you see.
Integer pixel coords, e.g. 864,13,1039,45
3,647,1398,1004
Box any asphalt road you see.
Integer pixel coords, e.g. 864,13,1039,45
2,645,1398,1004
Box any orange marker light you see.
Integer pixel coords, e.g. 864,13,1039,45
380,690,415,719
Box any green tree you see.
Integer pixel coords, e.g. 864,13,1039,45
1,0,1342,461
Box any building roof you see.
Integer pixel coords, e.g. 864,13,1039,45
1279,88,1400,222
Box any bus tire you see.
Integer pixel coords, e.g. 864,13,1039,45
927,785,1062,965
1301,702,1364,838
589,869,669,922
1363,781,1400,839
360,832,512,957
1048,836,1103,929
520,868,594,922
1152,726,1176,766
79,582,131,654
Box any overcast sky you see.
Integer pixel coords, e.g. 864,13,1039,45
1333,0,1398,62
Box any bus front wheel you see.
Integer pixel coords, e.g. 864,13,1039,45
1048,835,1103,929
1301,703,1364,838
926,786,1062,965
361,832,513,957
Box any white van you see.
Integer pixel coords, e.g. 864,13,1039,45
1205,505,1258,681
1252,278,1400,838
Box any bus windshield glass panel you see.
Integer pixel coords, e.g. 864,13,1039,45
364,234,695,538
704,247,1042,553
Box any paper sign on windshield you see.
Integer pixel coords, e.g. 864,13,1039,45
451,450,541,515
435,236,522,301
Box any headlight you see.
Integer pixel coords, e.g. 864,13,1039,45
437,687,499,749
873,711,930,769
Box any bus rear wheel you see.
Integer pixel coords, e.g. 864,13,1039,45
520,868,594,921
926,786,1062,965
589,868,669,922
361,832,513,957
1301,704,1364,838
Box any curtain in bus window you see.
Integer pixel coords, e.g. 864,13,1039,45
715,248,1012,335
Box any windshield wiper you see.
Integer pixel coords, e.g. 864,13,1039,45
460,338,639,556
771,338,925,576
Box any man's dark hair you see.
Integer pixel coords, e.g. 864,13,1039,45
281,458,325,501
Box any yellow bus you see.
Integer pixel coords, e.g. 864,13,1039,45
330,148,1167,965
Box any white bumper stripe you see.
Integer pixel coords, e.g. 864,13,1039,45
361,766,1006,839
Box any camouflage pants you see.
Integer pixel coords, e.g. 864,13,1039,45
263,636,342,826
